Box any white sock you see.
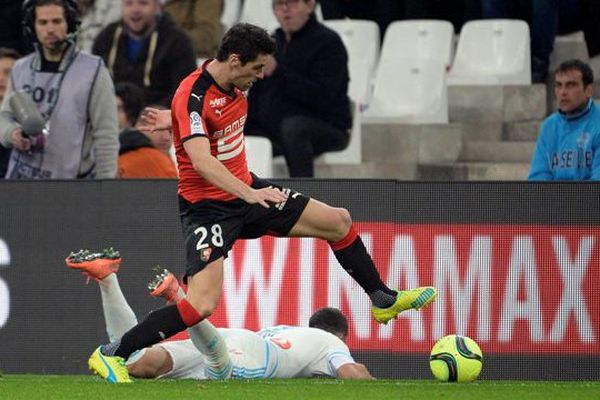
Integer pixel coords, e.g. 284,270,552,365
98,273,138,341
176,286,186,300
187,320,232,379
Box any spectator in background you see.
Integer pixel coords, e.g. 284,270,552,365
246,0,351,177
0,0,33,55
114,82,176,178
115,81,145,130
482,0,559,83
117,125,178,178
0,47,21,178
528,59,600,180
77,0,122,53
556,0,600,83
0,47,20,105
92,0,197,107
163,0,224,60
0,0,119,179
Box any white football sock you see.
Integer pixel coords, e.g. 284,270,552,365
187,320,232,379
98,273,138,341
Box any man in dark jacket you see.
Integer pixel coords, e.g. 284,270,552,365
0,0,32,55
92,0,196,106
246,0,351,177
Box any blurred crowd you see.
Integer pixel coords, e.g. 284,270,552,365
0,0,598,180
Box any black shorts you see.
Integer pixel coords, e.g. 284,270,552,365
179,174,310,279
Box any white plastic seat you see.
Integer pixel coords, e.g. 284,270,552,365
379,20,454,69
549,31,590,70
346,59,373,108
244,136,273,178
314,2,323,21
448,19,531,85
364,59,448,124
240,0,279,32
323,19,380,106
221,0,241,30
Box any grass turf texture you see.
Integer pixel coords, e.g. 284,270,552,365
1,376,600,400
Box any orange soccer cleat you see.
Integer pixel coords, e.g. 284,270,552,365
65,248,121,282
148,267,182,303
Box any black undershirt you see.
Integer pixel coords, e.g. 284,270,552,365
40,57,60,72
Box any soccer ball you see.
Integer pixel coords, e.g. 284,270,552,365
429,334,483,382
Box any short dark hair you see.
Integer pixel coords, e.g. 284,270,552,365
115,82,145,127
216,23,275,65
309,307,349,341
0,47,21,60
555,59,594,87
23,0,81,41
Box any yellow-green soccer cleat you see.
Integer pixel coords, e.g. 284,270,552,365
372,287,438,324
88,346,132,383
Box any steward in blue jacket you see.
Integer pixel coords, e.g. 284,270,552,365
529,59,600,180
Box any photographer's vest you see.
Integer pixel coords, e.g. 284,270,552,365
7,48,101,179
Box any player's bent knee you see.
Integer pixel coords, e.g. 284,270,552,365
127,347,173,378
186,297,219,319
338,208,352,228
332,207,352,238
127,359,155,379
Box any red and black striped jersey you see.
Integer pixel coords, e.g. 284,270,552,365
172,60,252,202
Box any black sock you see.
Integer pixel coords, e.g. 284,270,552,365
368,289,398,308
331,235,397,307
104,304,187,359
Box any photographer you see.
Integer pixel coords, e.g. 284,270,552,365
0,0,118,179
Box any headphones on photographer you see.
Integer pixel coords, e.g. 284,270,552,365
22,0,81,43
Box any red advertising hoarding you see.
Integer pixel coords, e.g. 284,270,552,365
210,223,600,355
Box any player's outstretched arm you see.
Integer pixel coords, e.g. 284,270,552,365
336,363,375,380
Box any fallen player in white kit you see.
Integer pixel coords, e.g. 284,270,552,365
66,249,373,381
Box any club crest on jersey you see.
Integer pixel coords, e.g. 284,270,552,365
190,111,204,135
577,132,590,148
200,247,212,262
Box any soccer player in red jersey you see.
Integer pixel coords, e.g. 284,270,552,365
89,22,437,383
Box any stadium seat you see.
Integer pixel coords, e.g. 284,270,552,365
222,0,241,30
379,20,455,69
245,136,273,177
240,0,279,32
323,19,380,106
363,59,448,124
315,2,324,21
549,31,590,71
322,101,362,164
448,19,531,85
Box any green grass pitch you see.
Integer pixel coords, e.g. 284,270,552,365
2,375,599,400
